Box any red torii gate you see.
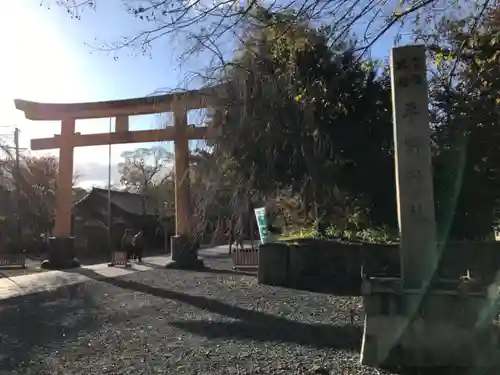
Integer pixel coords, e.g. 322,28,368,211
14,86,222,269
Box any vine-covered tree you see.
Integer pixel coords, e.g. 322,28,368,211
429,4,500,240
44,1,500,242
214,9,396,231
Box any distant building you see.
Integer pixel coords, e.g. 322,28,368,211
73,187,158,223
0,160,15,221
72,187,174,254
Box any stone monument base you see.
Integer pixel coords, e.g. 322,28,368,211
361,277,499,368
41,237,81,270
165,235,204,270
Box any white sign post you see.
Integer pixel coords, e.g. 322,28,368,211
254,207,277,244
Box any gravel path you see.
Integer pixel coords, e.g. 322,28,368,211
0,255,394,375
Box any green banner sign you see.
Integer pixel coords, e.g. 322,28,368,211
254,207,276,244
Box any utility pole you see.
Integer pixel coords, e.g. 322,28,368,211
13,128,22,250
107,118,112,261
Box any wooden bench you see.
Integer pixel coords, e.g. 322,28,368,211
0,251,26,269
232,248,259,271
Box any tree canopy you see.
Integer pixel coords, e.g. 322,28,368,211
4,2,500,244
210,9,396,233
196,4,500,241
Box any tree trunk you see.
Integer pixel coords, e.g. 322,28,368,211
301,141,322,224
302,181,309,223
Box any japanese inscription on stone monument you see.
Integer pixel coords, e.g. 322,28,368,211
390,45,437,288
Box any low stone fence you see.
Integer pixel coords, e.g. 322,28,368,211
258,239,500,293
258,239,390,293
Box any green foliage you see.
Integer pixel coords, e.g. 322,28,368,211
280,224,397,244
43,0,500,243
429,4,500,240
279,227,318,241
216,8,396,230
106,4,500,243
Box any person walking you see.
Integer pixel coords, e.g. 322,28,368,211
132,229,145,263
121,229,135,262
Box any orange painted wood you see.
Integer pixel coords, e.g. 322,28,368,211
30,126,220,150
14,85,224,121
53,119,75,237
115,116,129,132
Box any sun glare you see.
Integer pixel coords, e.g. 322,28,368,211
0,2,92,148
0,2,174,185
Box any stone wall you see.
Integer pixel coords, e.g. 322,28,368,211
258,240,500,293
258,240,397,293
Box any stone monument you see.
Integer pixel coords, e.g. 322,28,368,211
360,45,499,368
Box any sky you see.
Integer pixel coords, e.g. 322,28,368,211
0,0,405,189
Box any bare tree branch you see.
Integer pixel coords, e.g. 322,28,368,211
49,0,495,76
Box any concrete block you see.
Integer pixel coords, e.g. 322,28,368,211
258,242,289,286
42,236,80,270
166,235,204,270
361,283,498,368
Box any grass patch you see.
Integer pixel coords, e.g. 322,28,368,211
279,225,398,244
279,228,317,241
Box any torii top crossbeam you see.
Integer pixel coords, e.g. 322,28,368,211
14,85,224,240
14,85,224,121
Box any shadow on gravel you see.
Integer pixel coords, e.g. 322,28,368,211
198,252,233,259
195,267,256,276
282,283,361,297
75,267,362,351
140,261,255,276
0,284,107,372
140,261,168,269
169,320,361,350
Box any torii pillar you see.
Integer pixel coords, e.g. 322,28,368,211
14,86,222,269
167,99,204,269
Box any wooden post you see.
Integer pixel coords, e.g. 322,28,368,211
390,45,437,289
53,119,75,237
173,103,190,237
